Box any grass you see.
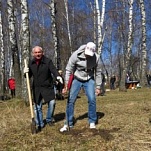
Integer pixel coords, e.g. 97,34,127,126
1,87,151,151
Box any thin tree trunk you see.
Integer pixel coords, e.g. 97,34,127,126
118,1,127,92
20,0,30,101
139,0,147,86
50,0,60,69
64,0,72,54
0,9,5,96
7,0,21,98
95,0,105,54
126,0,133,73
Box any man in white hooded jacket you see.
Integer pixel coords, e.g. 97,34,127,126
60,42,102,132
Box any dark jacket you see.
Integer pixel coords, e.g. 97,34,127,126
28,56,59,104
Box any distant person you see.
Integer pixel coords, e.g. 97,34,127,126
110,75,116,90
60,42,102,132
23,46,63,131
100,73,106,96
55,70,65,100
146,74,151,87
8,77,16,98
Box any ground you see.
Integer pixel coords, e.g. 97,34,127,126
0,87,151,151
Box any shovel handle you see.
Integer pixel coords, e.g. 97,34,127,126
24,59,34,119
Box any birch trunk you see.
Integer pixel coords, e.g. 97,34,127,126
139,0,147,86
0,10,5,95
64,0,72,54
126,0,133,72
50,0,60,69
95,0,105,54
92,2,97,44
7,0,21,98
20,0,30,101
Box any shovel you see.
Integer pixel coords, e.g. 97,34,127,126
24,59,36,134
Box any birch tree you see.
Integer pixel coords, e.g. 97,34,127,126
50,0,60,69
64,0,72,54
0,8,5,95
7,0,21,97
139,0,147,86
95,0,105,54
20,0,30,100
126,0,133,74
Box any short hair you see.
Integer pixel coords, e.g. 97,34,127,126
32,46,43,53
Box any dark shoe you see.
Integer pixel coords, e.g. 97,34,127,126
149,117,151,123
48,121,55,126
51,117,55,123
36,125,45,133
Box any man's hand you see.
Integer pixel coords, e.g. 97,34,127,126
24,67,29,74
95,88,101,96
62,84,68,94
57,76,63,84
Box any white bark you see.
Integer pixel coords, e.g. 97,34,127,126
7,0,21,97
95,0,105,54
21,0,30,101
0,10,5,95
139,0,147,85
126,0,133,69
50,0,58,66
64,0,72,54
21,0,30,60
7,0,15,77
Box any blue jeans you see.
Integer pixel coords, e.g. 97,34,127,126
66,78,97,126
34,99,55,127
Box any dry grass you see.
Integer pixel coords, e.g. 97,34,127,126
1,88,151,151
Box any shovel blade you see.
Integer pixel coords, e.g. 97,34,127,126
31,118,36,134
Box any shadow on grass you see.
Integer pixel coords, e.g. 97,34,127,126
54,112,65,122
75,112,105,124
61,127,120,141
52,111,104,124
58,112,120,141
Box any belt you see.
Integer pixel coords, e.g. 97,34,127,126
74,76,94,82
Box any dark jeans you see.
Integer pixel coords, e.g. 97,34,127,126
110,83,115,90
101,82,105,95
11,89,15,98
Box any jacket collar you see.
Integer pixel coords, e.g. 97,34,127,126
77,45,86,59
31,55,46,64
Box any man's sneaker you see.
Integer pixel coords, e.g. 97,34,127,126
90,123,96,129
60,125,69,132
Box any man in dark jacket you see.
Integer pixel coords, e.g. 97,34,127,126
110,75,116,90
24,46,63,130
